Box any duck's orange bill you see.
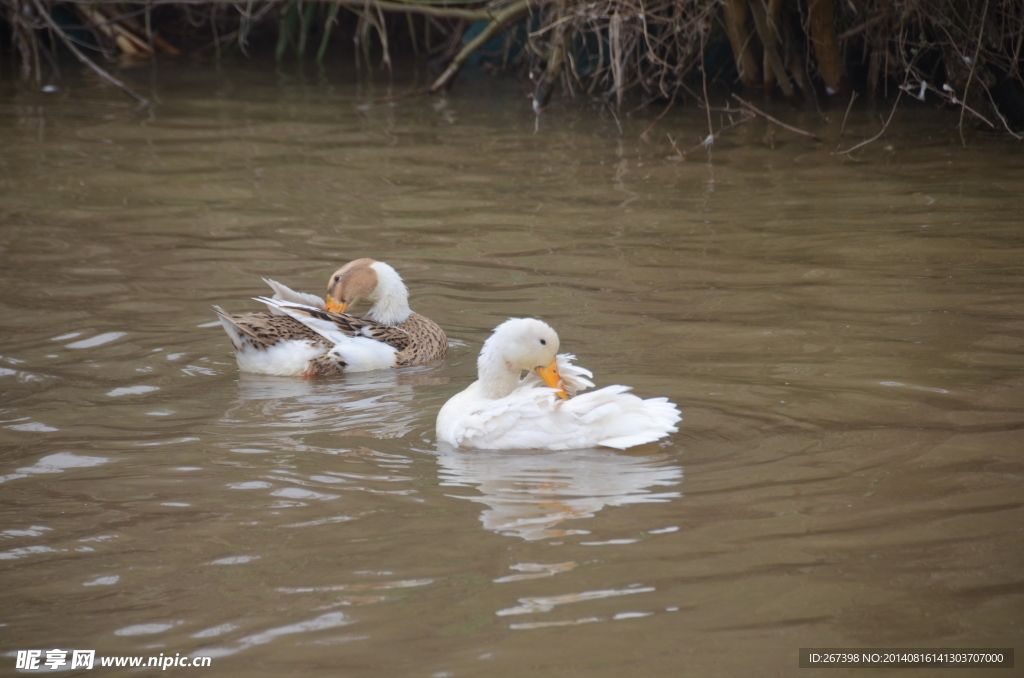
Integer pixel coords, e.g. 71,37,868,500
536,358,570,400
325,297,348,314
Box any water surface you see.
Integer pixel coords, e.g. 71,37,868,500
1,64,1022,676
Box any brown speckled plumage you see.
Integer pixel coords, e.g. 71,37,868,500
392,312,449,366
214,259,448,377
280,305,449,372
213,307,328,349
213,305,343,375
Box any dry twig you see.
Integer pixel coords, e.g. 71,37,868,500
732,94,821,142
31,0,150,105
833,89,904,156
838,90,858,138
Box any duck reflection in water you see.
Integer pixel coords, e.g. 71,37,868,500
221,367,445,447
435,446,682,541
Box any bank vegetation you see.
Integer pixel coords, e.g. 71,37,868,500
3,0,1023,139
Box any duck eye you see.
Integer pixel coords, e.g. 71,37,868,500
539,339,546,345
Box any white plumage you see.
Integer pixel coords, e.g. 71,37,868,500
229,336,323,376
257,296,399,372
262,277,327,314
436,318,681,450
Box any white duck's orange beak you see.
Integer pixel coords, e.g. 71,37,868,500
536,358,569,400
325,297,348,314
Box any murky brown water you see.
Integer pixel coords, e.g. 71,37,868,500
1,64,1022,676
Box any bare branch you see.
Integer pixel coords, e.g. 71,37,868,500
31,0,149,105
839,89,858,138
833,89,903,156
732,94,822,142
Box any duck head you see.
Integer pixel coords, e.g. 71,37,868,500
479,318,569,400
325,259,411,325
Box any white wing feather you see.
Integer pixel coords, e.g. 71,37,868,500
519,353,595,396
262,278,327,315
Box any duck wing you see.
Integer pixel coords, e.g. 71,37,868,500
454,384,679,451
442,352,679,451
212,305,323,348
254,297,412,352
448,385,578,450
557,386,681,449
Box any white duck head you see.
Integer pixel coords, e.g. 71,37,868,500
325,259,411,325
476,318,569,400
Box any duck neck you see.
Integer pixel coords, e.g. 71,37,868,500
477,346,522,400
366,263,412,325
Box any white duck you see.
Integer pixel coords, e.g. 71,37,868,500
436,318,681,450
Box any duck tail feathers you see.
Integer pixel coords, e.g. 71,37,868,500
212,305,247,349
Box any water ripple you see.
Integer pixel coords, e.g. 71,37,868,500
0,453,110,484
496,585,656,616
195,612,351,658
66,332,126,349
